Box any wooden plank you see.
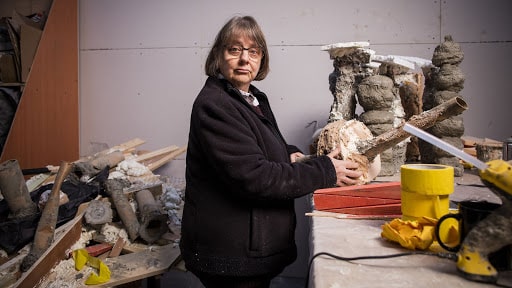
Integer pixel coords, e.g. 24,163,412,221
89,244,181,287
146,146,187,172
108,237,125,258
14,206,85,288
105,138,146,155
306,211,400,220
134,145,179,162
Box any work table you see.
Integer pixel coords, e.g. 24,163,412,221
308,171,512,287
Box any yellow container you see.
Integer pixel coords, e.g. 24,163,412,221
400,164,454,220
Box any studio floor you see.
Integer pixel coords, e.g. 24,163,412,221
148,270,305,288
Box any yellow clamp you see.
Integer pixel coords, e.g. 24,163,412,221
73,248,111,285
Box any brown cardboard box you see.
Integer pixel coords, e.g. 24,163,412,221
9,11,44,82
0,53,18,83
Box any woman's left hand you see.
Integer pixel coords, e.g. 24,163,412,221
290,152,305,163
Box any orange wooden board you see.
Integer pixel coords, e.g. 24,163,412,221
314,181,401,198
313,181,402,216
313,194,400,210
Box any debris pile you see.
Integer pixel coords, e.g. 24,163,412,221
0,138,186,287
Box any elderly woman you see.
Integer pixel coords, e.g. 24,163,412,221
180,15,362,288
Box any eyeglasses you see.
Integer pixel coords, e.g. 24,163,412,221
225,45,263,60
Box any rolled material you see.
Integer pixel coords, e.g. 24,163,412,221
84,199,113,225
21,161,73,272
136,189,167,244
105,179,140,241
0,159,38,218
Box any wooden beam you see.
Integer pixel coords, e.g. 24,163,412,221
146,146,187,172
90,244,181,287
14,206,85,288
134,145,179,163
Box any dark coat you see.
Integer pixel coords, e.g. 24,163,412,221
180,76,336,277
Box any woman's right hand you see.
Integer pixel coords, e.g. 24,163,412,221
327,148,362,186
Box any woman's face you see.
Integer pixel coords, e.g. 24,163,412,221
219,36,262,92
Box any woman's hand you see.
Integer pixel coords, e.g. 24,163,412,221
290,152,305,163
327,148,362,186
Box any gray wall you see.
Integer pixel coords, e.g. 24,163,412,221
78,0,512,278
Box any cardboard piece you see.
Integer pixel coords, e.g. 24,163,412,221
0,53,17,83
10,11,44,82
0,0,52,19
19,23,41,81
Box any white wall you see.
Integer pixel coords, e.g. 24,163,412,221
79,0,512,278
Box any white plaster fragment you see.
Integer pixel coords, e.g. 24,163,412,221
372,54,415,70
372,54,433,71
321,41,370,51
321,42,374,59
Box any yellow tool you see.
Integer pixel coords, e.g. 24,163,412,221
403,124,512,283
457,159,512,283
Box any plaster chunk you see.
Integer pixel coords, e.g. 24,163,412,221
322,42,374,61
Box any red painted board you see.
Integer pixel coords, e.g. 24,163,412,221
314,182,401,199
313,194,400,210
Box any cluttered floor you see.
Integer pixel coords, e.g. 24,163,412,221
0,139,188,287
1,136,511,287
152,272,305,288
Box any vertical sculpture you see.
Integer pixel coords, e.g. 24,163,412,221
421,36,466,176
322,42,375,122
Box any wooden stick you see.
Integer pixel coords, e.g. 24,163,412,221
358,96,468,160
21,161,73,272
15,204,85,288
306,211,399,220
134,145,180,162
146,146,187,171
